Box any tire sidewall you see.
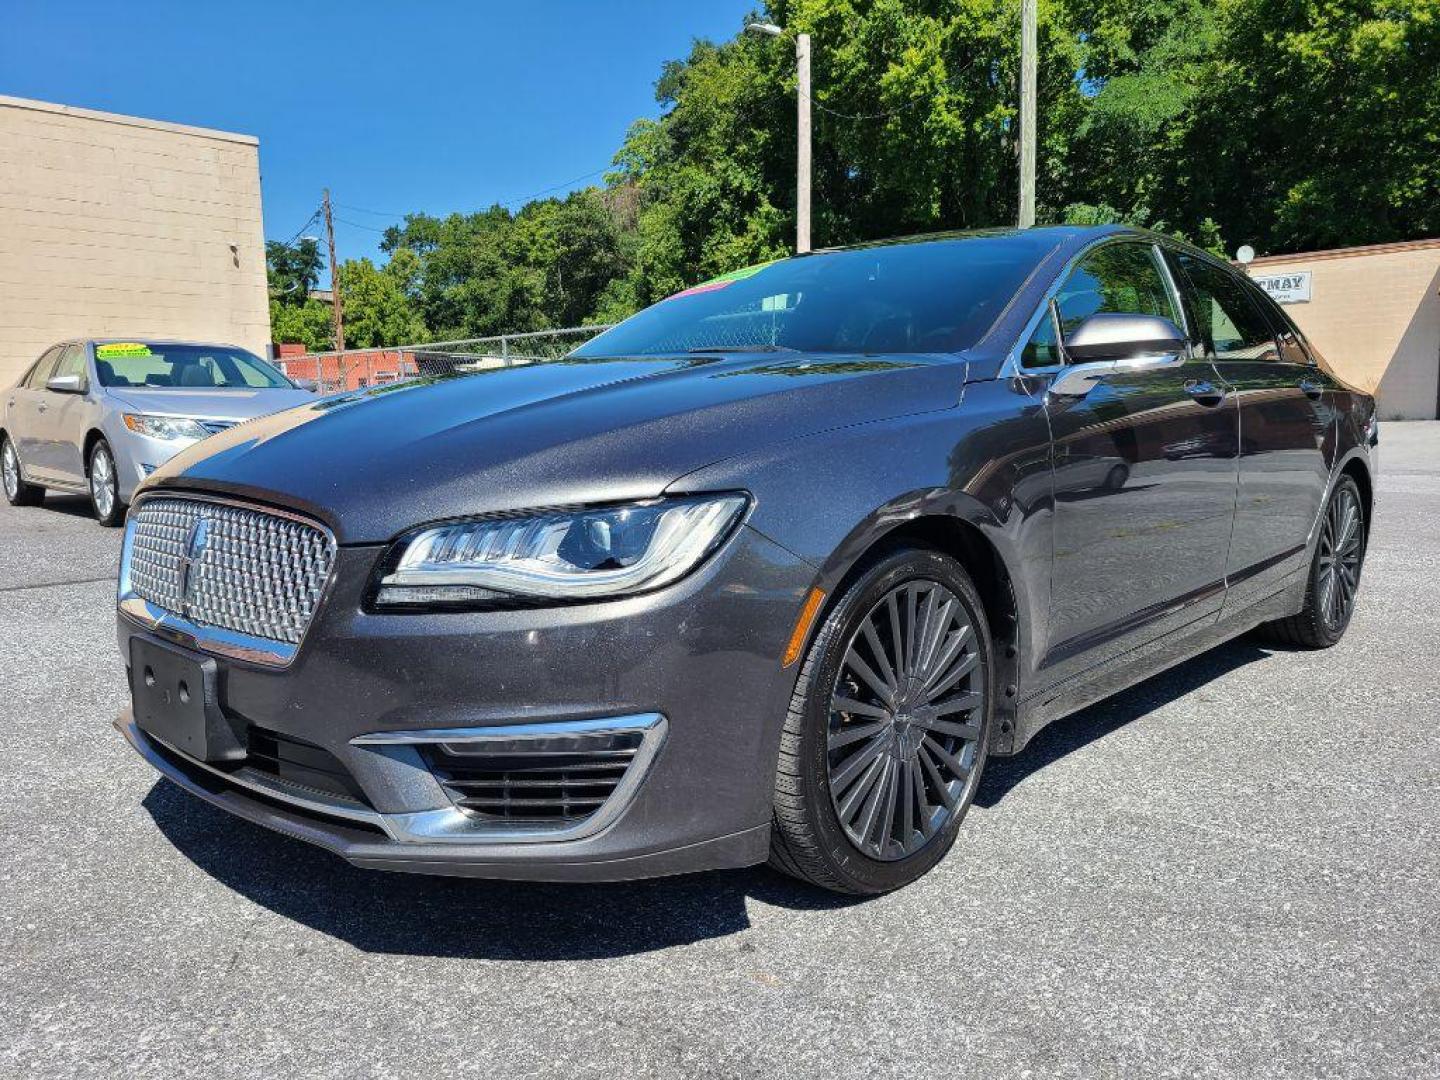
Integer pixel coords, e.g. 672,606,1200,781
89,440,122,526
1310,475,1365,644
795,546,994,894
2,436,19,503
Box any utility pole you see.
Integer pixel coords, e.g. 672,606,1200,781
796,32,812,253
322,188,345,352
1018,0,1037,228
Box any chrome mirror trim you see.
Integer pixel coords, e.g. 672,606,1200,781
1048,352,1184,398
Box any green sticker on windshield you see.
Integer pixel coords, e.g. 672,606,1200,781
669,259,780,300
96,342,153,358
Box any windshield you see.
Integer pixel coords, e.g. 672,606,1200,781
573,234,1054,357
93,342,292,390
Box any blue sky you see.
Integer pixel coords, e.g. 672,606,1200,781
1,0,757,280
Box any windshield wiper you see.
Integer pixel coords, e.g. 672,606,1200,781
687,344,799,354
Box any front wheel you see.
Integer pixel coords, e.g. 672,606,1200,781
768,545,993,894
1260,474,1366,648
88,439,124,527
2,434,44,506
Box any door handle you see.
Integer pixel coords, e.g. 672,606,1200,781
1183,379,1226,406
1299,378,1324,400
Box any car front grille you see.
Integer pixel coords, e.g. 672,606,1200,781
126,497,336,646
424,731,646,824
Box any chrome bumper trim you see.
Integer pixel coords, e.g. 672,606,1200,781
352,713,668,844
120,712,667,846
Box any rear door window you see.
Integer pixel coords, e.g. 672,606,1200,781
23,347,63,389
1173,253,1279,362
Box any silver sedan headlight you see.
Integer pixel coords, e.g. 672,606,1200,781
122,414,209,442
374,494,749,607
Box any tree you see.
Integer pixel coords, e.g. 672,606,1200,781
269,298,333,351
334,257,426,349
266,238,325,301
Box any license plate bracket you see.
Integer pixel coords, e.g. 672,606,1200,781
130,636,244,763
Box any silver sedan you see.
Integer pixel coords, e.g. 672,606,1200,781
2,338,314,525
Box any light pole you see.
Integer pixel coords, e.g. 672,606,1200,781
1018,0,1036,228
746,21,812,253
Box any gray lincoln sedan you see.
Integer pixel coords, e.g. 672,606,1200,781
2,339,312,525
113,227,1376,894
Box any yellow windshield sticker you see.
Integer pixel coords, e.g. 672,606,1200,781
96,342,153,358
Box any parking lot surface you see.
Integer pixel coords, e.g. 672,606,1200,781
2,423,1437,1079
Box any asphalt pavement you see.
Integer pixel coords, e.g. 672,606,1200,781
2,423,1437,1079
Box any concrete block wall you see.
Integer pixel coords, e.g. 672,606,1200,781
1247,240,1440,420
0,95,270,387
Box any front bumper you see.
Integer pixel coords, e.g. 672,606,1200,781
115,523,814,881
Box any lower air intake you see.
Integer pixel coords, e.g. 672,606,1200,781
424,730,645,825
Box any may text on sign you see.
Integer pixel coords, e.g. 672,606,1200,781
1253,270,1312,304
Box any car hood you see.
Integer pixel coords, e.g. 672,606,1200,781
106,386,316,421
145,353,965,544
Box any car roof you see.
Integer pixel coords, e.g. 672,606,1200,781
88,337,248,350
810,223,1137,256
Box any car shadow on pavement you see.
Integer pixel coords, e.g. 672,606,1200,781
974,637,1272,808
143,636,1274,961
39,494,95,518
141,782,860,962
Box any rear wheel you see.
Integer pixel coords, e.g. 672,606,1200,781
88,438,124,527
2,435,44,507
1260,474,1366,648
768,545,993,894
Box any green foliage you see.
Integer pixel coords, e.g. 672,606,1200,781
268,298,332,351
335,257,426,349
265,238,325,302
271,0,1438,349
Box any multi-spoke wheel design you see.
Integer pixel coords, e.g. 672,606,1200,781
1259,473,1367,649
768,546,993,894
88,439,123,526
1316,482,1363,631
1,435,43,507
826,579,983,861
2,438,19,501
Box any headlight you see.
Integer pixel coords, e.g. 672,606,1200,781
374,494,748,607
123,414,209,442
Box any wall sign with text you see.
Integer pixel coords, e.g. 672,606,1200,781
1253,270,1312,304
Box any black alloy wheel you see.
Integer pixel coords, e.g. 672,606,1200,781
1260,474,1366,648
769,545,993,894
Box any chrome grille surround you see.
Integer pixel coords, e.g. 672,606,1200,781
119,493,337,667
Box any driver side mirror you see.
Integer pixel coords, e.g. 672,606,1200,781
1049,313,1186,398
46,373,87,394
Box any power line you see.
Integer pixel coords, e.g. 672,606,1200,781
270,207,322,248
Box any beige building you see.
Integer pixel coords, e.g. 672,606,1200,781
0,95,269,387
1245,238,1440,420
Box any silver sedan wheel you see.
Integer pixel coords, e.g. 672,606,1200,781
90,445,116,519
2,440,18,500
826,580,984,861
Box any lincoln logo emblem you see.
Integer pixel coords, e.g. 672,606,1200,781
179,517,209,610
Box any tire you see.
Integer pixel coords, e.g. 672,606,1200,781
768,544,994,895
87,438,124,527
1259,474,1366,649
1104,463,1130,491
2,434,44,507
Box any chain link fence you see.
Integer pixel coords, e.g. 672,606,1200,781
274,325,613,396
